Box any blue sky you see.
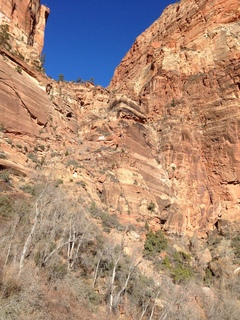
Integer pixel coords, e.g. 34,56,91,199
42,1,176,87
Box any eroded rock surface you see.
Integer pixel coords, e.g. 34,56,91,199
0,54,50,135
109,0,240,236
0,0,240,238
0,0,49,63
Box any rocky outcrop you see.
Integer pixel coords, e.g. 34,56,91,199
110,0,240,95
0,53,50,135
0,0,49,63
1,2,240,319
0,0,239,238
0,50,111,136
109,0,240,236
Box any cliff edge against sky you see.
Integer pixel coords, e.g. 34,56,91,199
0,0,240,318
0,0,239,238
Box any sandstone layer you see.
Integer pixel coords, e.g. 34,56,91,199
0,0,49,63
0,0,240,238
109,0,240,236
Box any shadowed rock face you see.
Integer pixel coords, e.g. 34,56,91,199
0,0,239,237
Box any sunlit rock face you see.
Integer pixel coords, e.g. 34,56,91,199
0,0,239,238
109,0,240,236
0,0,49,62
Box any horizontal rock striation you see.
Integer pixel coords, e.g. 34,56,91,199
0,53,50,135
0,0,239,238
109,0,240,236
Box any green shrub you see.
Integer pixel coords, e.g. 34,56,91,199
27,153,38,163
147,201,155,212
171,265,194,283
14,50,24,60
47,262,67,281
50,151,59,157
89,201,99,217
105,213,123,232
76,180,86,188
0,24,11,51
2,278,21,299
231,235,240,259
207,233,221,246
55,179,63,187
32,54,46,73
161,255,171,269
15,65,22,74
20,184,37,195
89,203,123,232
39,156,46,167
0,196,14,218
171,98,177,107
169,250,194,283
100,212,123,233
204,267,214,286
76,77,83,83
143,230,167,260
0,170,10,182
34,250,44,267
0,151,7,159
20,183,44,197
58,74,64,82
0,123,5,132
172,251,191,264
85,287,102,305
32,58,45,73
6,138,13,145
67,159,78,168
39,145,45,151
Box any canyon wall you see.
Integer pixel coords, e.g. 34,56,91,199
0,0,240,238
109,0,240,236
0,0,49,62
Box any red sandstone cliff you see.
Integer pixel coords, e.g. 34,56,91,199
1,2,240,318
0,0,49,62
109,0,240,236
0,0,239,238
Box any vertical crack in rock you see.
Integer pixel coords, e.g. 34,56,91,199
27,0,40,46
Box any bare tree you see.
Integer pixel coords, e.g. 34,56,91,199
18,186,49,277
97,235,142,313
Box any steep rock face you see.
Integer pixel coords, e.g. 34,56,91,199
109,0,240,236
0,53,50,135
0,0,239,238
0,0,49,62
110,0,240,95
0,51,110,136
